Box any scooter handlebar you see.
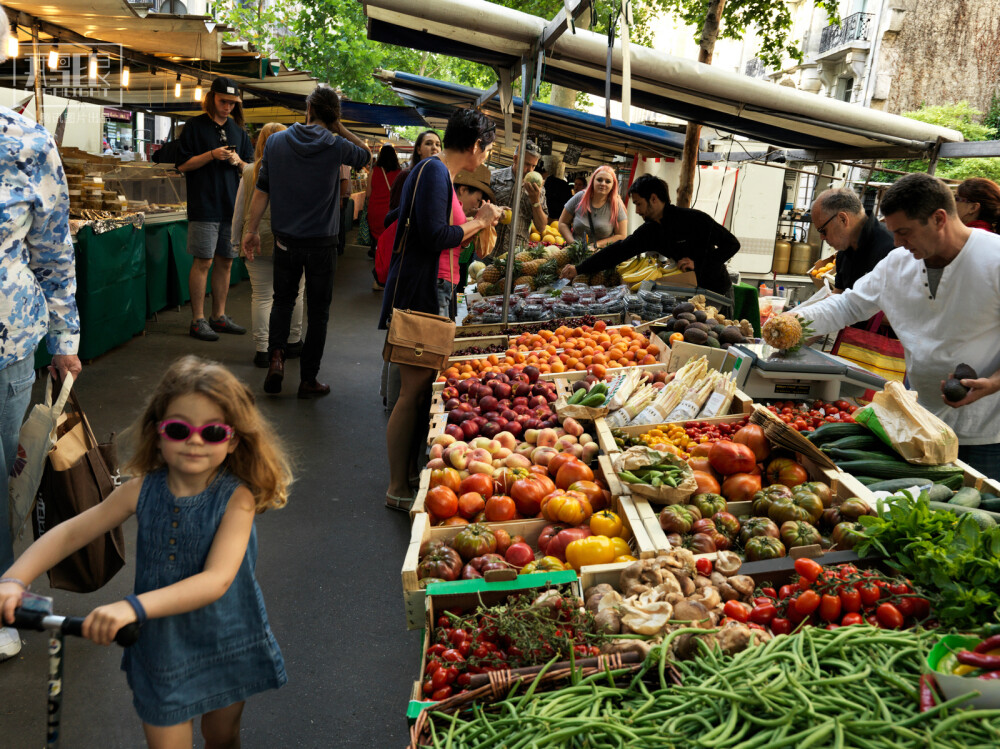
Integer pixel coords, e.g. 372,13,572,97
12,608,141,647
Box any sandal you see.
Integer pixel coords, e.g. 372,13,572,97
385,493,415,512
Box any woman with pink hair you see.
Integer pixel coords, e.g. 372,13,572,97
557,165,628,248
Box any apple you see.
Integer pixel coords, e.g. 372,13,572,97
447,409,466,425
445,424,464,440
478,395,498,412
523,366,540,384
513,405,530,416
472,416,488,428
446,377,459,387
460,420,480,440
444,398,461,411
512,396,529,407
545,390,558,403
503,421,523,437
480,422,501,439
505,542,535,568
497,399,511,411
524,419,543,430
493,417,508,428
492,382,512,400
514,382,531,398
442,386,459,400
528,395,547,409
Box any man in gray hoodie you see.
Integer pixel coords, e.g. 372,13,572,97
243,85,371,398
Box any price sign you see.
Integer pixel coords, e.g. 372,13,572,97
563,143,582,166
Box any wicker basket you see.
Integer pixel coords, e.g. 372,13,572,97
408,652,680,747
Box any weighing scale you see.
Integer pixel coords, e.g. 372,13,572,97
726,343,885,401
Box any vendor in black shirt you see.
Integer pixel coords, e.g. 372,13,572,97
560,175,740,296
811,188,894,292
176,77,254,341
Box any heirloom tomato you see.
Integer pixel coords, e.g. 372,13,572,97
426,486,459,519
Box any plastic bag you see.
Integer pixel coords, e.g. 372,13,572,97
853,381,958,465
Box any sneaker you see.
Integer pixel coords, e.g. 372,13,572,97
253,351,270,368
285,340,303,359
209,315,247,335
0,627,21,661
190,318,219,341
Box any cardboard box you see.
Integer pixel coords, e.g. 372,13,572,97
667,341,731,374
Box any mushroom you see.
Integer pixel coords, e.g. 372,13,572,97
671,569,697,597
594,609,622,634
690,586,721,610
728,575,756,598
620,601,673,635
597,590,623,613
619,561,652,597
661,548,696,576
710,571,729,588
714,551,742,576
671,600,713,629
584,583,616,600
694,574,713,589
718,582,741,602
602,638,654,659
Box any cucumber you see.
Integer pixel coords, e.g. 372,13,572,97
821,435,887,452
854,476,881,486
806,422,869,445
980,497,1000,512
567,387,586,405
950,487,982,508
824,448,902,463
835,460,965,483
866,478,937,493
927,501,998,529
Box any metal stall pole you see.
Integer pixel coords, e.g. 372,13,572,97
501,51,537,325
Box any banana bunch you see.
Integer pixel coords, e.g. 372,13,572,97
618,256,664,291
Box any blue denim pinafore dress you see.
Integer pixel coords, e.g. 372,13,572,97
122,469,286,726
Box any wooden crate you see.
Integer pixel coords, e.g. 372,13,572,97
598,454,668,554
593,410,754,457
400,495,647,630
426,414,448,445
453,313,623,338
430,378,572,414
450,335,511,355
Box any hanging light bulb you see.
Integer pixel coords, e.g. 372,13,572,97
6,27,17,59
88,50,98,82
194,81,202,101
48,48,58,69
121,64,130,88
174,74,181,98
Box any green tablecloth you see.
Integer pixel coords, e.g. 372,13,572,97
733,283,761,337
145,222,172,315
165,220,247,306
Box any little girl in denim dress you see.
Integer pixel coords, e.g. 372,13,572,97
0,356,292,747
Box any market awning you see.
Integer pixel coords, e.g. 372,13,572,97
4,0,223,61
376,70,687,165
362,0,962,154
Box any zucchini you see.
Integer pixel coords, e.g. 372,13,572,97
825,448,901,463
806,422,869,445
866,478,937,493
821,435,887,452
950,487,982,508
834,460,965,483
927,484,957,503
927,501,998,529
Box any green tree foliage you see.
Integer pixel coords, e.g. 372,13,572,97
873,102,1000,183
653,0,839,68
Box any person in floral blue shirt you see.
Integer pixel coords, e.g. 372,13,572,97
0,14,82,662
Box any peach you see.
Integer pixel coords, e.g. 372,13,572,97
495,432,517,451
470,437,494,451
467,448,492,465
432,434,457,448
426,457,446,470
561,417,585,437
503,453,532,469
429,443,445,460
492,447,512,460
468,461,494,476
582,442,600,463
531,446,558,466
578,433,594,446
524,428,540,444
514,442,535,458
536,428,558,448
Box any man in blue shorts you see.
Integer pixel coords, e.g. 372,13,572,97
177,77,254,340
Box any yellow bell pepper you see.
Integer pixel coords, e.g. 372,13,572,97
609,536,631,557
565,535,616,571
614,554,638,563
590,510,624,538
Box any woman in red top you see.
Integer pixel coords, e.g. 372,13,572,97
956,177,1000,232
366,144,401,253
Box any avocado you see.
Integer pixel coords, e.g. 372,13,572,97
720,326,744,344
673,319,690,333
943,378,969,403
684,327,709,345
693,310,708,322
677,312,697,323
674,302,695,314
954,363,978,381
708,330,719,339
687,322,710,332
705,336,721,349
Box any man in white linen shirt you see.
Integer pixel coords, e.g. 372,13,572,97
797,173,1000,479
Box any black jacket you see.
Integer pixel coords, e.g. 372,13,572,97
834,212,894,291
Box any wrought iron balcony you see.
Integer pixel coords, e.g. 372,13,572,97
819,12,874,54
744,57,767,79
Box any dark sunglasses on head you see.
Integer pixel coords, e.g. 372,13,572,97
158,419,235,443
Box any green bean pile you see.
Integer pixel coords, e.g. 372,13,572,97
415,626,1000,749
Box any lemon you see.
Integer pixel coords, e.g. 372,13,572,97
530,232,541,242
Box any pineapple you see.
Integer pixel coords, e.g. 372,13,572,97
606,270,623,287
480,262,502,284
513,275,535,290
477,281,492,296
565,240,592,266
590,271,606,286
515,251,533,264
762,314,813,353
520,259,544,276
535,259,559,288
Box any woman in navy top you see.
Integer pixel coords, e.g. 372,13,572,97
381,109,503,510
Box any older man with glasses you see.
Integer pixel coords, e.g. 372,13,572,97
811,188,894,293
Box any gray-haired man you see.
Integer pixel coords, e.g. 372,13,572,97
811,188,893,292
490,141,547,253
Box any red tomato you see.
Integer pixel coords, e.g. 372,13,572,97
723,600,751,623
794,558,823,582
876,603,904,629
778,584,797,600
825,624,840,630
750,602,777,626
841,612,864,626
839,587,862,613
721,472,762,502
484,495,516,522
859,582,881,608
441,649,465,663
695,558,714,577
431,687,453,701
422,679,434,696
555,460,594,490
771,617,792,635
459,473,493,499
819,594,842,622
709,441,758,475
762,587,777,599
426,485,459,519
430,467,462,493
795,590,821,616
457,492,486,520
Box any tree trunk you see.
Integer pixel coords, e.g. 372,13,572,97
676,0,727,208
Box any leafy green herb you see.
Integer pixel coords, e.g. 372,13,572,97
856,491,1000,629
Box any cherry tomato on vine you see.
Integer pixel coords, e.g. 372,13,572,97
839,587,862,613
778,584,797,600
431,686,453,701
761,587,777,599
750,602,777,626
819,594,842,622
876,603,904,629
696,558,714,577
771,617,792,635
723,600,751,623
841,612,864,626
795,590,821,616
859,582,881,608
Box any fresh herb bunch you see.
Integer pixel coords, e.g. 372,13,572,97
855,492,1000,629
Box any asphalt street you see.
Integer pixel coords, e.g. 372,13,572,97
0,232,421,747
